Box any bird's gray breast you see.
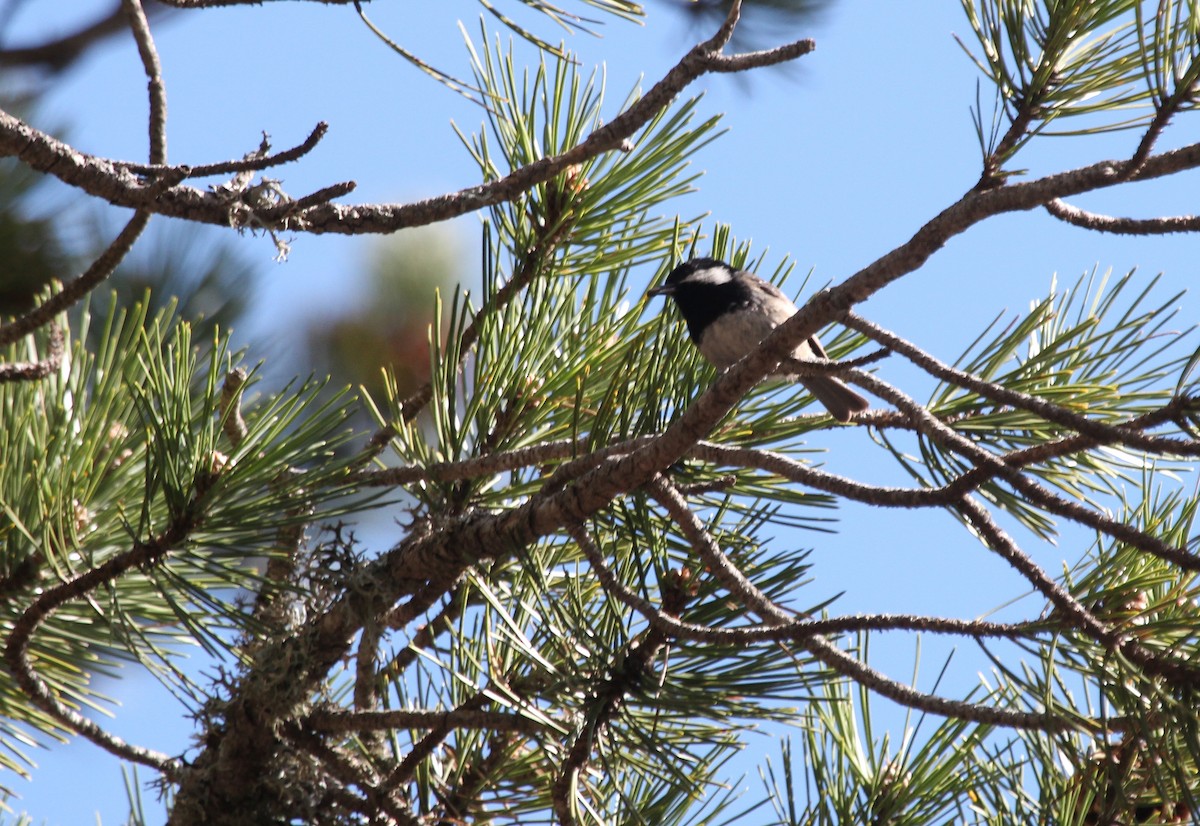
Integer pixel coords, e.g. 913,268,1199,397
697,311,780,368
698,311,823,372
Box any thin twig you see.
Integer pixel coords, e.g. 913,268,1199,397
845,367,1200,572
843,311,1200,456
959,496,1200,688
380,690,493,792
0,2,158,72
156,0,357,5
3,508,199,775
276,180,357,218
956,496,1109,639
0,323,63,383
119,122,329,178
552,526,673,825
0,210,150,346
307,706,554,736
646,474,792,624
122,0,166,165
1044,198,1200,235
804,634,1074,730
0,23,817,234
379,582,466,677
281,723,417,826
1124,69,1200,179
570,517,1075,733
357,437,587,488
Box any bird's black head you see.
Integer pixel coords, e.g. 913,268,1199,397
647,257,745,346
648,257,735,297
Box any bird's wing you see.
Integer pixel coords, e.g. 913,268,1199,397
735,273,797,323
735,273,833,360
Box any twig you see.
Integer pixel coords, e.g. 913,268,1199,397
0,210,150,346
1124,68,1200,179
0,21,817,234
353,621,381,713
3,509,199,775
393,163,593,425
307,706,553,736
569,524,666,626
689,441,954,507
843,311,1200,456
845,367,1200,572
357,438,585,487
538,436,654,494
803,634,1074,730
643,608,1042,647
0,323,63,383
550,562,673,826
383,569,468,630
646,474,792,624
0,2,157,72
1044,198,1200,235
281,722,417,826
119,122,330,178
122,0,166,165
158,0,358,6
956,496,1108,639
379,582,466,677
687,399,1193,509
960,497,1200,688
572,507,1075,733
275,180,357,219
380,691,493,792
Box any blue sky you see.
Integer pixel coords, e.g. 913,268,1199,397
6,0,1200,822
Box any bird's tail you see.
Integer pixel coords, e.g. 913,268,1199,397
799,377,869,423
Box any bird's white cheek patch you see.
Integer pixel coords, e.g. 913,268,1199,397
686,266,734,286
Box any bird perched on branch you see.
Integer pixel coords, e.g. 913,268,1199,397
649,257,869,422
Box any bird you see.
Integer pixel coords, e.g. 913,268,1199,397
648,257,869,422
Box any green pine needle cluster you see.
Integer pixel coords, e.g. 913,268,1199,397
0,293,363,780
5,1,1200,823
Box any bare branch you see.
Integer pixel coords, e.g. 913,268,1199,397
307,706,555,736
846,366,1200,572
572,494,1077,733
802,635,1075,731
0,2,161,72
122,0,167,165
2,507,197,775
158,0,357,6
0,210,150,346
1044,197,1200,234
121,122,330,179
0,23,816,235
646,474,793,624
960,497,1200,689
843,311,1200,456
955,496,1108,638
0,323,63,383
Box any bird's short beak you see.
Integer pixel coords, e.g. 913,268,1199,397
647,283,675,298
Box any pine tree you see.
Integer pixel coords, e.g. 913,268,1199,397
1,1,1200,824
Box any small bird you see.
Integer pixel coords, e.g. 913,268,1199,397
648,257,869,422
